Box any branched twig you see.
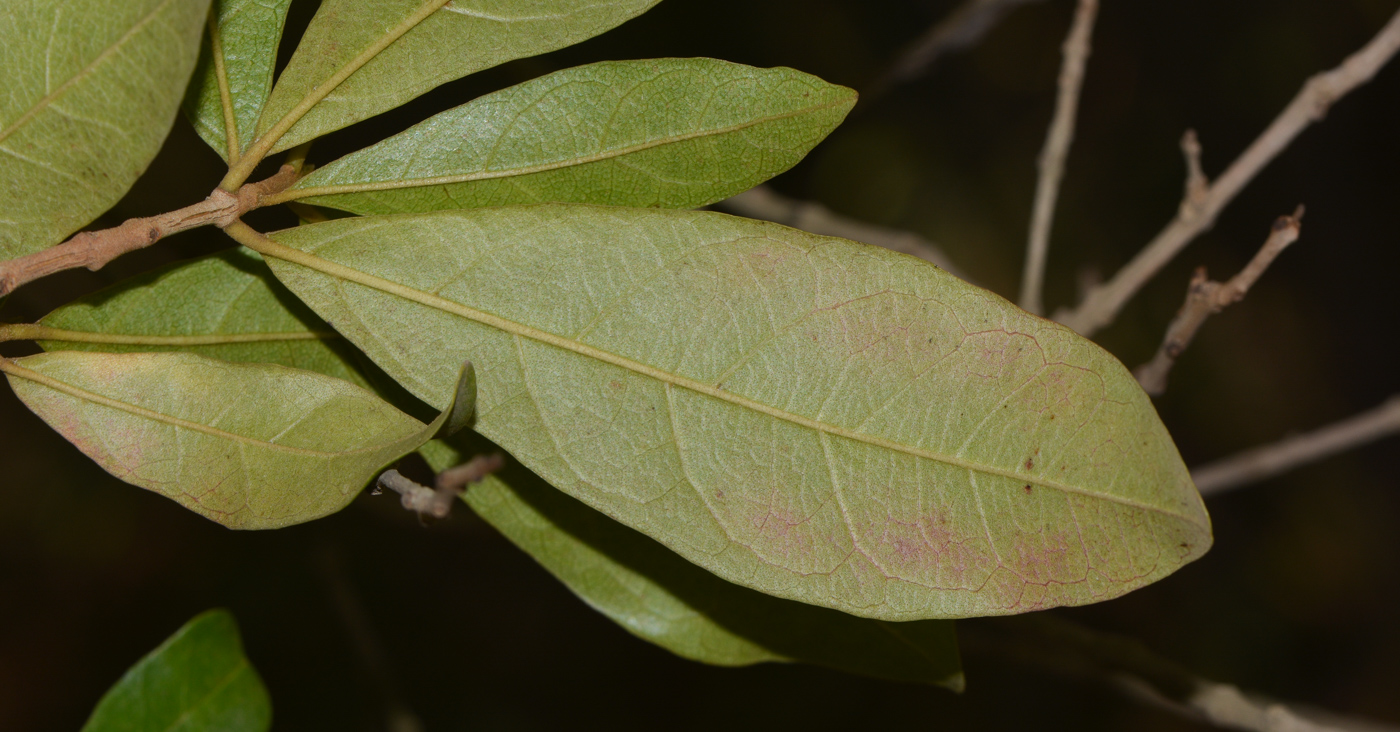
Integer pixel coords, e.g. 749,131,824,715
1056,7,1400,336
966,614,1397,732
715,186,970,281
0,165,299,297
864,0,1049,103
1193,395,1400,496
375,454,504,519
1134,207,1304,395
1021,0,1099,315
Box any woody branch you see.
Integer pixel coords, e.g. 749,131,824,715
1056,7,1400,337
0,164,298,297
1134,207,1304,396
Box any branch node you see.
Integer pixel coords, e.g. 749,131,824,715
0,165,299,296
1178,129,1210,220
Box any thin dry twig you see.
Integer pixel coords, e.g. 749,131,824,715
1056,7,1400,336
436,453,506,495
1134,207,1304,395
1193,395,1400,496
864,0,1049,103
1021,0,1100,315
715,186,970,281
375,453,504,519
0,165,299,297
966,614,1397,732
315,546,425,732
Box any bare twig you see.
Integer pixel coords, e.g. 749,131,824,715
375,454,504,518
1056,8,1400,336
966,614,1397,732
864,0,1049,103
0,165,298,297
1134,207,1304,395
436,453,506,495
1021,0,1100,315
315,545,425,732
1193,395,1400,496
715,186,970,281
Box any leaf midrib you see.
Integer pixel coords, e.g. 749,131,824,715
205,10,242,162
0,357,410,458
18,323,336,347
0,0,179,145
239,224,1205,528
274,95,855,203
157,660,251,732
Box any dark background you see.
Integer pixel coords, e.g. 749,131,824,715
3,0,1398,729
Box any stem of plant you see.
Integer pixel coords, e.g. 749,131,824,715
0,165,297,297
1020,0,1098,315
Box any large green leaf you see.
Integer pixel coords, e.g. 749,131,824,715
275,59,856,214
250,206,1212,620
421,437,963,687
2,352,474,528
251,0,662,157
183,0,294,162
82,609,270,732
0,0,209,259
29,248,372,389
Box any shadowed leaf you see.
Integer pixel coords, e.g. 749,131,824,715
33,249,373,389
281,59,855,214
3,353,475,528
254,0,662,155
257,205,1212,620
81,609,270,732
422,436,963,687
0,0,209,258
183,0,294,162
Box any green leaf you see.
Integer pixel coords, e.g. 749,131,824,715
252,0,663,157
276,59,856,214
81,609,270,732
29,248,373,389
253,206,1212,620
183,0,294,162
421,437,963,687
2,352,475,528
0,0,210,259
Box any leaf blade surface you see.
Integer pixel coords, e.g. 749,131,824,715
255,0,662,155
422,437,963,686
282,59,855,213
3,351,469,528
183,0,294,161
0,0,209,258
260,206,1212,619
81,609,270,732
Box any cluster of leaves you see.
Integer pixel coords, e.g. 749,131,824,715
0,0,1212,715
